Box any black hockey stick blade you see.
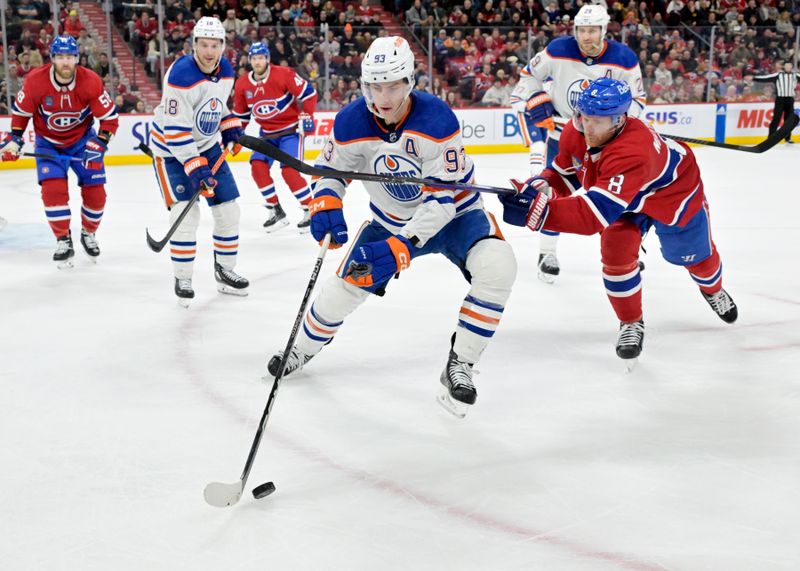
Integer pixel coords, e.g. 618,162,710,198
145,188,203,253
139,142,154,158
238,135,516,195
663,113,798,153
21,151,82,162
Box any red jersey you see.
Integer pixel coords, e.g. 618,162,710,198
540,117,705,235
232,64,317,136
11,64,119,147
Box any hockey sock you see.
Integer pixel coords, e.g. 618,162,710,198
252,160,278,205
281,166,312,206
169,200,200,279
80,184,106,233
211,201,240,270
539,230,559,254
603,261,643,322
687,245,722,295
41,178,71,238
454,239,515,364
295,276,369,356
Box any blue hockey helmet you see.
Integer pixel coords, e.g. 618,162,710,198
248,42,270,58
576,78,632,124
50,35,80,58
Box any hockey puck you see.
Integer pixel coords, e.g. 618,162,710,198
252,481,276,499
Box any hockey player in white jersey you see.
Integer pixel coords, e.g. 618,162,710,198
510,4,646,283
149,16,249,306
266,37,517,418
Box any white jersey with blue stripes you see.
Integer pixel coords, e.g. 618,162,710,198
151,55,236,164
511,36,646,128
313,91,480,246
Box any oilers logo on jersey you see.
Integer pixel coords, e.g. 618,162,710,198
567,78,594,110
374,154,421,202
196,98,223,136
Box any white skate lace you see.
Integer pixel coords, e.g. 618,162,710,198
282,349,309,374
618,321,645,346
177,278,192,291
299,208,310,223
217,265,245,283
55,238,72,255
705,290,733,315
82,231,98,249
448,360,476,391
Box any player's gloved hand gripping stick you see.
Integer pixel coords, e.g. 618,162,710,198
140,144,229,252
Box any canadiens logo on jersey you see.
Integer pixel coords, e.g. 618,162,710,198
374,154,421,202
196,98,223,136
45,110,86,132
252,93,293,121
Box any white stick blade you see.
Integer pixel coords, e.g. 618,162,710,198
204,481,244,507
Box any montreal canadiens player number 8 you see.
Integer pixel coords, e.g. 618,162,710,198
500,78,738,370
149,17,248,306
265,37,517,418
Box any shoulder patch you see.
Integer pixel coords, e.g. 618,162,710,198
546,37,582,60
600,41,640,69
402,91,459,141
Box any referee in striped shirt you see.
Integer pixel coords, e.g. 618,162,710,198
754,62,800,144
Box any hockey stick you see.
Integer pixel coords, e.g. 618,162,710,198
661,113,798,153
22,151,83,162
204,233,333,507
145,149,230,253
238,135,516,196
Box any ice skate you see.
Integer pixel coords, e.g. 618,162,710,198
702,288,738,324
616,320,644,372
537,253,560,284
265,346,313,380
437,349,477,419
53,232,75,270
174,277,194,308
263,203,289,232
297,206,311,232
214,258,249,296
79,229,100,262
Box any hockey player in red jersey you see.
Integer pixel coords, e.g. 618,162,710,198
232,42,317,232
500,78,737,368
0,35,119,268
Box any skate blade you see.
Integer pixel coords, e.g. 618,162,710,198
297,225,310,234
83,252,98,264
176,297,191,308
436,387,470,419
217,283,249,296
623,358,639,373
56,259,75,270
264,219,290,233
537,269,556,284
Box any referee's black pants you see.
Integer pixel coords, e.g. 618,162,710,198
769,96,796,141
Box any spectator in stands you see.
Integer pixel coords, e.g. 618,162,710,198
315,89,335,111
133,100,147,114
201,0,226,18
15,0,42,23
4,65,23,99
446,90,462,109
405,0,427,34
133,11,158,57
482,77,510,106
94,52,110,79
64,9,85,38
223,9,248,38
337,54,359,81
146,33,162,76
256,0,273,24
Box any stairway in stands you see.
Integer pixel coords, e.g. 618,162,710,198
376,10,426,62
78,2,162,108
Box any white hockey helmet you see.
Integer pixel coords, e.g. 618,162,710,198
360,36,416,118
573,5,610,39
193,16,226,45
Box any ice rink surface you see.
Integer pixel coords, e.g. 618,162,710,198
1,147,799,570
